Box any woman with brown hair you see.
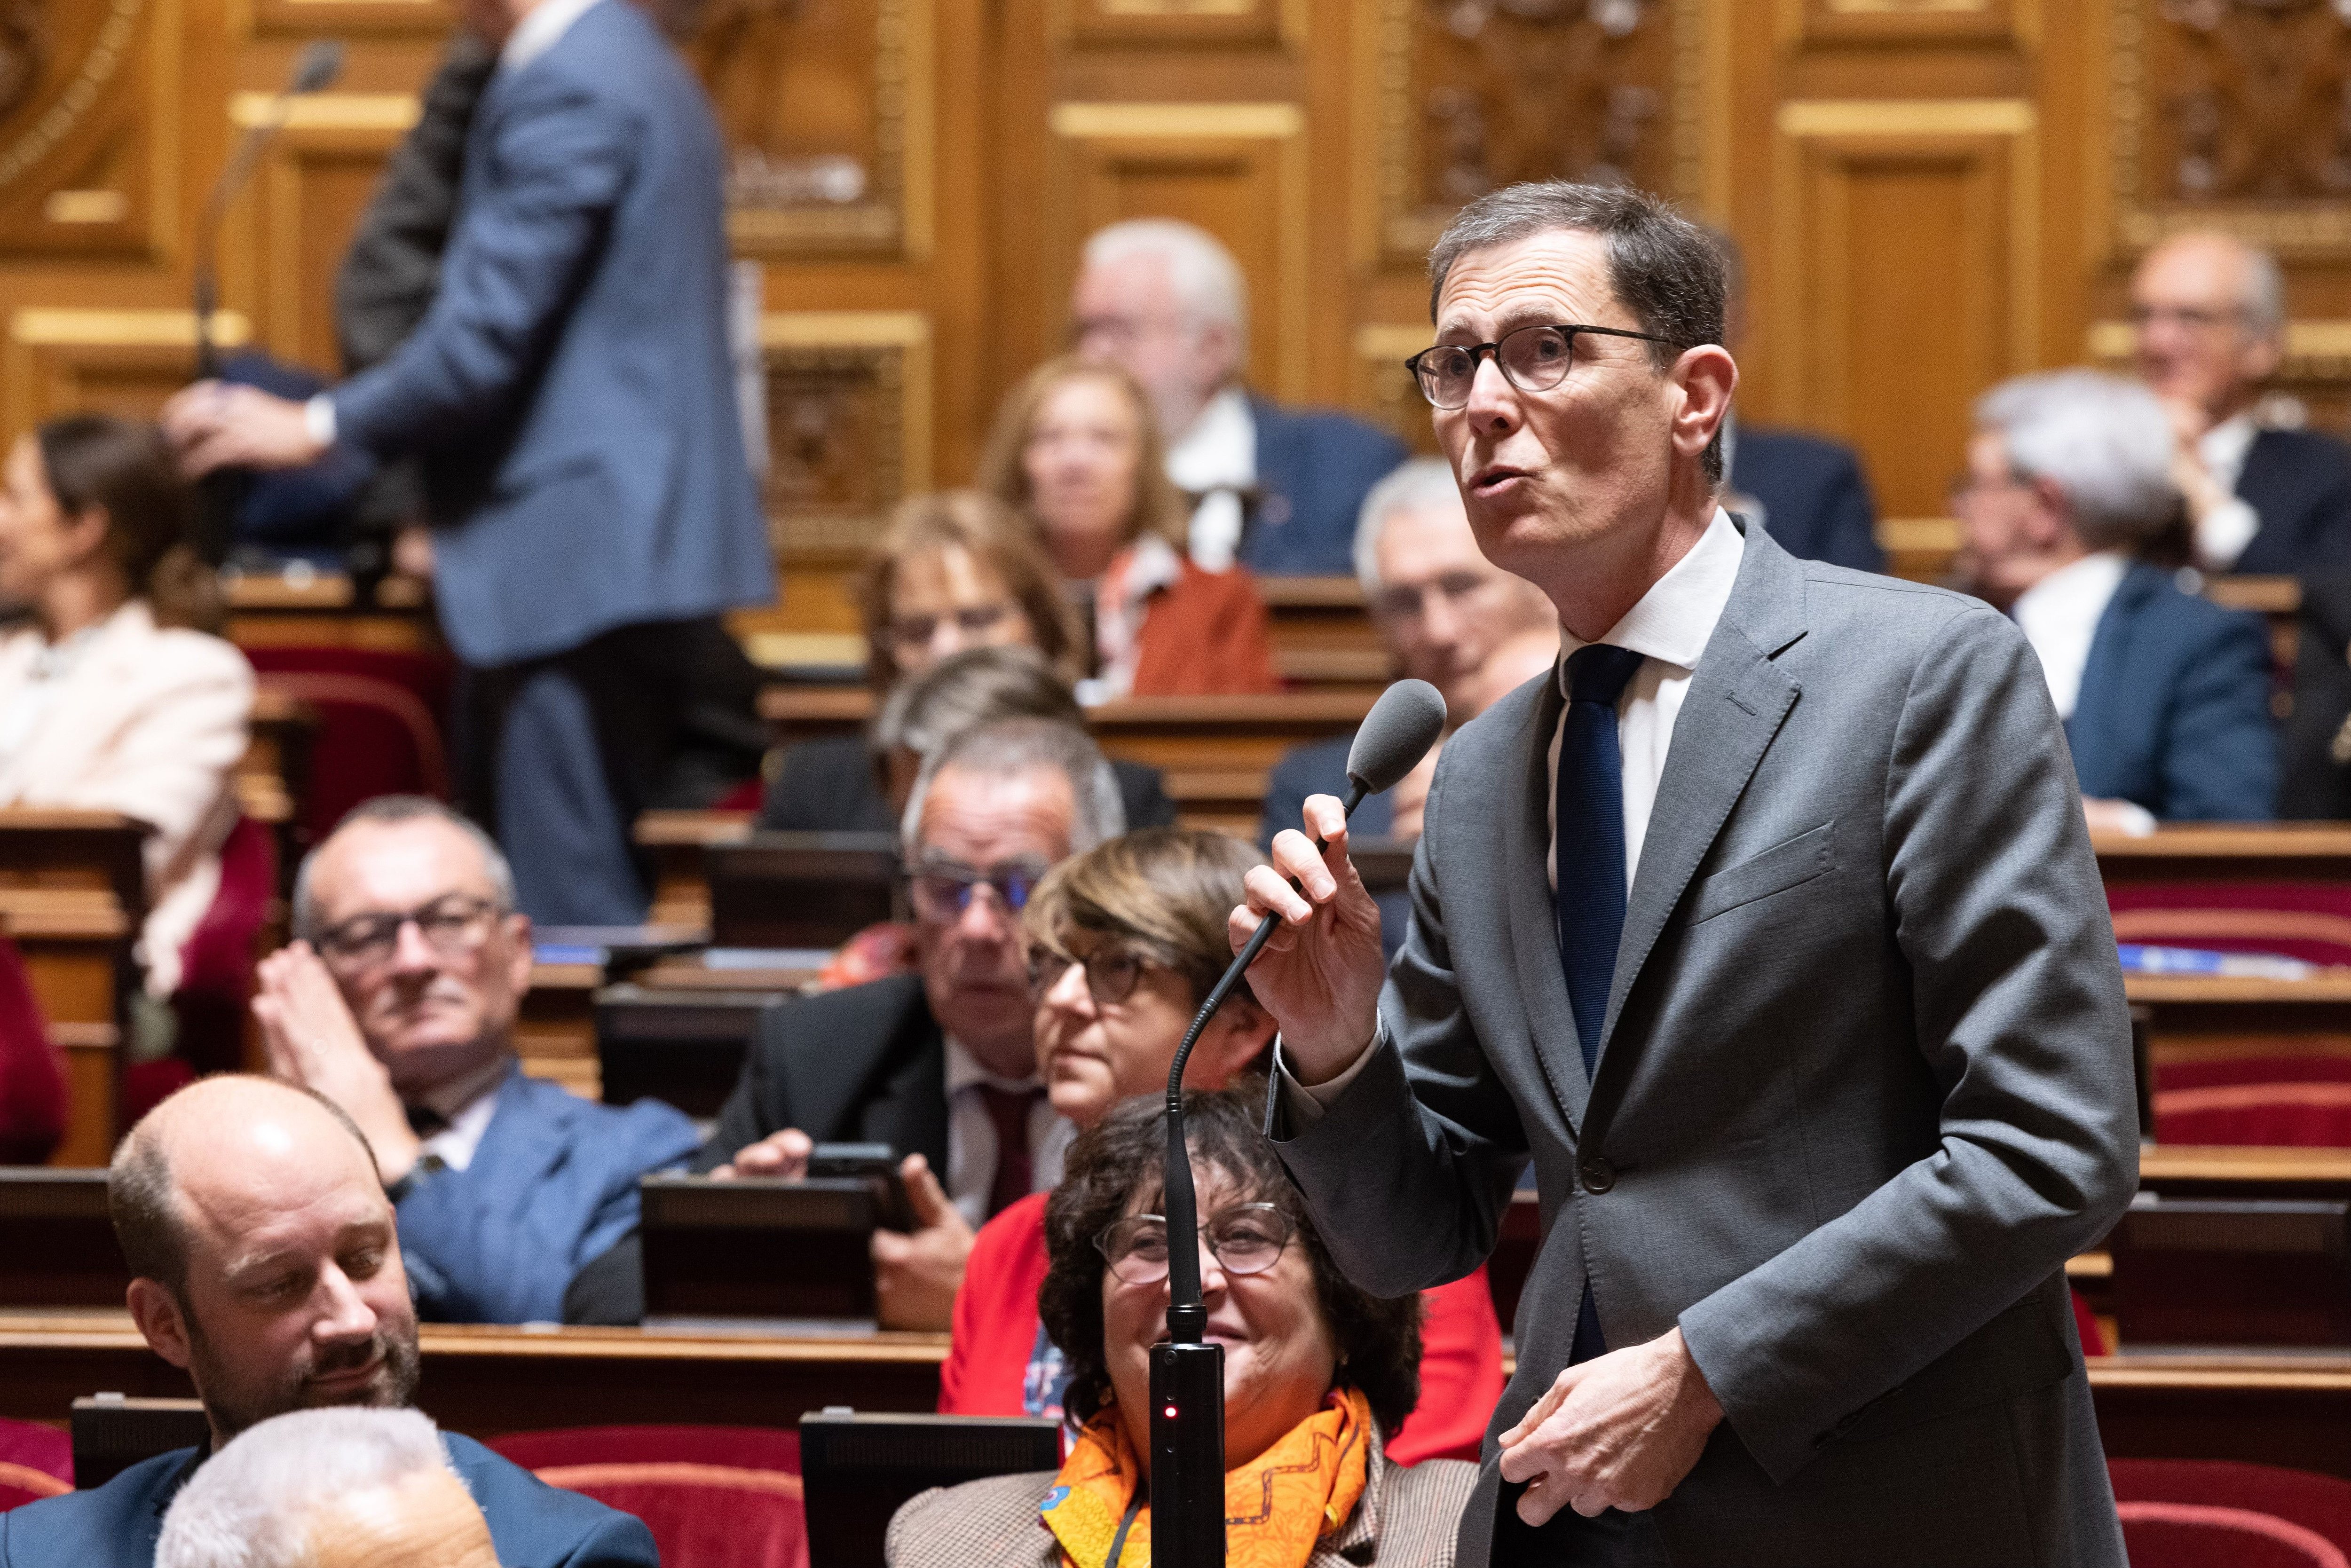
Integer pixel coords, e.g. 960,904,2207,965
761,494,1176,833
0,415,252,999
979,357,1281,699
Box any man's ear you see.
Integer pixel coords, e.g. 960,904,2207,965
127,1277,195,1371
1193,996,1280,1089
502,911,534,997
58,504,113,569
1669,345,1738,463
2026,475,2079,549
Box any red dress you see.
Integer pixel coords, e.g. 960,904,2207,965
938,1192,1506,1465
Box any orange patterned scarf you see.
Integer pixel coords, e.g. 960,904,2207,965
1038,1385,1373,1568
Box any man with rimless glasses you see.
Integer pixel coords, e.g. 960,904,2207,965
251,796,701,1324
563,717,1125,1330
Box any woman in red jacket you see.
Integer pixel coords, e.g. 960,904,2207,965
936,827,1504,1465
978,358,1280,699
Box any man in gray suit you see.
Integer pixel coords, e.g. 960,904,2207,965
166,0,772,924
1239,181,2136,1565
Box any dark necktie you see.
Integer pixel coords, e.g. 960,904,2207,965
1554,642,1644,1363
405,1101,448,1139
977,1084,1044,1220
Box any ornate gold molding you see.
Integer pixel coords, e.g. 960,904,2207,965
1354,323,1435,443
0,0,145,191
9,308,252,347
1774,98,2036,137
1048,102,1304,139
2088,318,2351,376
758,311,932,558
228,91,420,131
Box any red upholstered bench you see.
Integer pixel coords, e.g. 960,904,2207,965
2112,1459,2351,1558
487,1426,805,1568
0,1417,71,1512
2117,1502,2348,1568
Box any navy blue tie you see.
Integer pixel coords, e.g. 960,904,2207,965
1555,643,1643,1363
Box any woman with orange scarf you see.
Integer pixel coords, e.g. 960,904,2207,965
887,1085,1476,1567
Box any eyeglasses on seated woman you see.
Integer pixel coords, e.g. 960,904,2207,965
934,827,1505,1471
887,1085,1480,1568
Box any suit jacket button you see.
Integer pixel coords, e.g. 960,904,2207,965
1580,1158,1615,1193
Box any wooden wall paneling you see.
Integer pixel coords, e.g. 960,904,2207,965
1,309,252,441
1776,0,2030,51
1062,0,1298,51
244,0,450,35
1043,101,1311,400
1351,322,1436,453
1768,98,2038,520
0,0,180,261
237,92,419,374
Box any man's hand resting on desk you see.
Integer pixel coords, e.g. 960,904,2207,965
1229,793,1389,1082
712,1127,814,1180
870,1154,971,1331
1498,1327,1724,1525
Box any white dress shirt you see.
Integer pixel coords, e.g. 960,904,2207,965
2192,411,2262,570
1285,507,1747,1117
943,1037,1072,1228
1166,386,1256,573
2010,548,2130,722
409,1055,519,1175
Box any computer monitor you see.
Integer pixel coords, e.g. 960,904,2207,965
799,1410,1061,1568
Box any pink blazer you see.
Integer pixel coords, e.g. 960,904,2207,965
0,601,253,996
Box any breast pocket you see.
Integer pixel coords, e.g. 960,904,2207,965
1687,820,1836,925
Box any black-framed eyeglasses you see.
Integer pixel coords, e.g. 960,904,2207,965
1095,1202,1294,1286
314,895,501,974
1405,322,1674,410
1028,943,1152,1008
907,859,1049,922
877,601,1017,656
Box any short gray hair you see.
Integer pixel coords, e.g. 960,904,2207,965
2241,243,2287,337
1353,457,1466,595
1974,369,2181,549
901,717,1124,859
292,796,514,941
873,646,1081,762
1083,219,1249,356
156,1407,457,1568
1427,181,1728,484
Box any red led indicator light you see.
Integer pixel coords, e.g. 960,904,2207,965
1163,1405,1177,1418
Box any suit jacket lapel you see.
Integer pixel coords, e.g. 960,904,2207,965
464,1064,567,1187
1600,528,1807,1056
1502,671,1595,1131
2067,561,2156,793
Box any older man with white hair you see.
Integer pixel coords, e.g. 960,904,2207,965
1072,218,1407,575
2133,230,2351,573
1957,368,2277,825
156,1409,498,1568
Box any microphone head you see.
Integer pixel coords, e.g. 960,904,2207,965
1345,678,1447,797
293,40,345,93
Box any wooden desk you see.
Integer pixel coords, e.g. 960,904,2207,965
2093,1353,2351,1481
2139,1145,2351,1200
2127,974,2351,1075
235,685,316,850
223,570,439,654
520,961,605,1099
0,812,147,1166
1259,577,1389,693
2095,824,2351,886
2205,574,2301,675
0,1314,946,1436
598,980,802,1117
637,810,754,926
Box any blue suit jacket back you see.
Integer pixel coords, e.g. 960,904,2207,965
0,1433,657,1567
2067,560,2278,820
331,0,772,666
1729,425,1886,573
1242,396,1408,576
397,1064,702,1324
2234,427,2351,575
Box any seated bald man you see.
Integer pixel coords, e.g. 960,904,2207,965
0,1076,655,1568
157,1408,496,1568
256,795,701,1322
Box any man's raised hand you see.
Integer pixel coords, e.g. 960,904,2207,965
1228,792,1388,1083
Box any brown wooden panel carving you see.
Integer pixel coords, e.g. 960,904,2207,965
1373,0,1700,264
2114,0,2351,253
1,310,253,440
0,0,170,258
1064,0,1289,48
760,313,931,560
690,0,932,258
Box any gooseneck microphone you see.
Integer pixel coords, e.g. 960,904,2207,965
189,40,343,565
1149,678,1445,1567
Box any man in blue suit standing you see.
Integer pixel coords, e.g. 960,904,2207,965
0,1075,656,1567
1957,369,2276,825
166,0,773,924
250,796,701,1323
1072,219,1408,576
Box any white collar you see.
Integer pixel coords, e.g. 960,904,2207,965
943,1035,1040,1096
500,0,603,73
2012,547,2130,627
1556,506,1747,681
1165,386,1256,492
2199,408,2260,469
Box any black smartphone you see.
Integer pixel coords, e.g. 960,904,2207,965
807,1142,916,1231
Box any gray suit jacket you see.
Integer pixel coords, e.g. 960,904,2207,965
1270,525,2138,1566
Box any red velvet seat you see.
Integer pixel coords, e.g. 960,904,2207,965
0,1416,72,1510
0,936,66,1165
2117,1501,2349,1568
244,647,455,840
2153,1084,2351,1148
2108,882,2351,971
488,1425,806,1568
2112,1459,2351,1556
